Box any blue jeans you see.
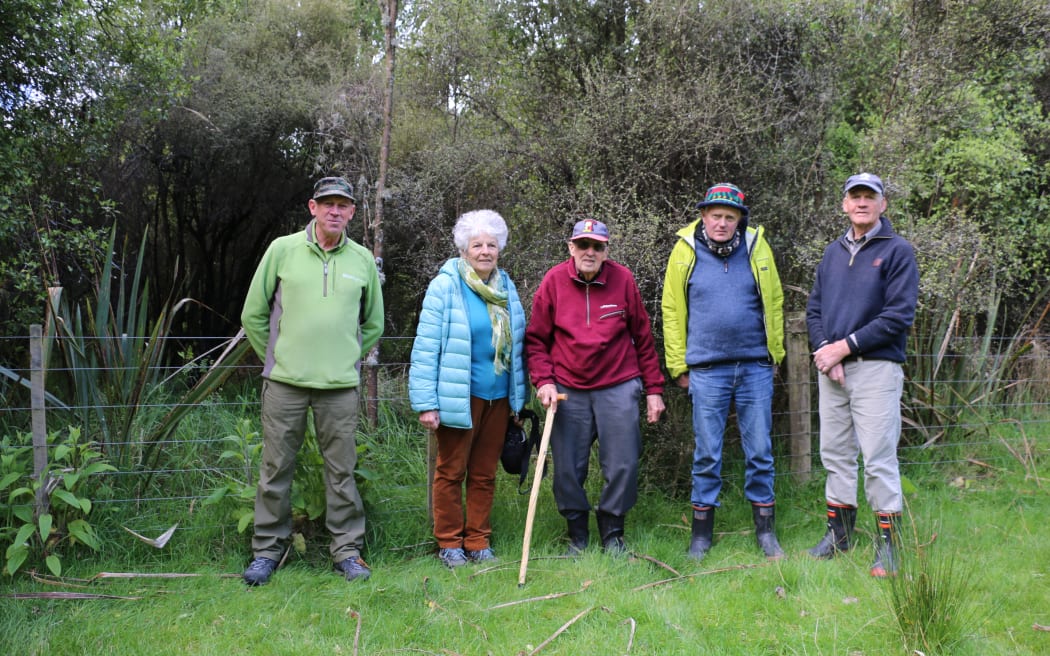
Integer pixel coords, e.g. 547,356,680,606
688,360,775,507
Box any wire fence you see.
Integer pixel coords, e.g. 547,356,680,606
1,332,1047,542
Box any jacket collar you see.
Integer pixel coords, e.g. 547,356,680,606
305,219,347,251
677,218,761,254
563,258,607,286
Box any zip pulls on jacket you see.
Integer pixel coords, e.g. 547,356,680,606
573,274,606,325
843,231,890,267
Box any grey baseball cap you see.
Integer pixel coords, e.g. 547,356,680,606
843,173,884,195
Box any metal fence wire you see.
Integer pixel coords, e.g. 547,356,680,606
1,332,1047,542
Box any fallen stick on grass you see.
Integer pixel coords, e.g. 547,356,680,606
619,616,637,654
469,556,573,580
524,606,595,656
345,608,362,656
631,562,768,591
4,592,142,600
632,552,680,577
488,580,593,610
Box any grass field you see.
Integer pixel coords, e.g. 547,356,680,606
2,421,1048,655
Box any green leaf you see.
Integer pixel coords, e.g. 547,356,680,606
202,487,229,505
54,444,72,462
236,511,254,533
80,462,117,476
5,545,28,575
67,519,100,551
14,522,35,547
355,467,379,481
13,505,33,523
51,488,82,509
0,472,21,492
80,498,92,514
8,486,33,501
38,513,53,542
45,554,61,577
901,475,918,495
63,472,81,490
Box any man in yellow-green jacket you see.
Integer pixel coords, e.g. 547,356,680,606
661,182,785,563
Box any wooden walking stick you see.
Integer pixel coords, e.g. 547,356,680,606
518,393,566,587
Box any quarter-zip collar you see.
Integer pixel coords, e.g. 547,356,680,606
304,219,348,297
838,215,894,266
563,258,607,325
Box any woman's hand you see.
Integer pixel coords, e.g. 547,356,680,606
418,410,440,431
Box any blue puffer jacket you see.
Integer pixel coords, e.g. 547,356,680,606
409,258,527,429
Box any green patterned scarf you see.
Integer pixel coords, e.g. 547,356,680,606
458,258,512,375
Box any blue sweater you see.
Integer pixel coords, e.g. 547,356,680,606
408,258,527,429
806,216,919,362
686,238,769,366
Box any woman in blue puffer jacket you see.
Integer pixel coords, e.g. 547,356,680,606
409,210,527,569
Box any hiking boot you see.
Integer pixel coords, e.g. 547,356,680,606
438,547,468,568
334,556,372,582
466,547,496,563
243,557,278,586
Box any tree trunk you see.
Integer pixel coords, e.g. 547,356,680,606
366,0,399,425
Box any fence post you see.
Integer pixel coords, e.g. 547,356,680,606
426,429,436,526
785,312,812,482
30,324,50,515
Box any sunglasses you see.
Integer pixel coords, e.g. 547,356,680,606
572,240,607,252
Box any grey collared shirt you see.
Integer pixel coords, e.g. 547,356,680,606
845,220,882,256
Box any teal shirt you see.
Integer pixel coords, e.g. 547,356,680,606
461,276,510,401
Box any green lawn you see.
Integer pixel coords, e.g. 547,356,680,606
2,432,1048,655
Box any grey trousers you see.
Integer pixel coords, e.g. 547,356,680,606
252,379,365,563
550,377,644,519
817,359,904,513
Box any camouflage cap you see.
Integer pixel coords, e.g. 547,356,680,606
312,177,356,202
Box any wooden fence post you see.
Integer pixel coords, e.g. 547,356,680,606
30,324,50,515
785,312,812,482
426,429,436,527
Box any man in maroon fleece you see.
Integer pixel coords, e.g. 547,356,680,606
525,218,665,554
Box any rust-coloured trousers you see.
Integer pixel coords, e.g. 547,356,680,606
432,396,510,551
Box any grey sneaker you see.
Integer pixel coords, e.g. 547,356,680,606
334,557,372,582
438,547,468,568
243,557,278,586
466,547,496,563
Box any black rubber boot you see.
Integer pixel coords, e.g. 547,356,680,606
807,502,857,559
871,512,902,577
565,513,590,555
596,511,626,555
752,502,785,560
687,505,714,561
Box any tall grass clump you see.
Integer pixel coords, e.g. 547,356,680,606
884,537,982,654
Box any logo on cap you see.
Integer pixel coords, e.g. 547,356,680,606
571,219,610,242
843,173,884,196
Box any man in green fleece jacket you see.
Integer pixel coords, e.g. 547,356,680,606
240,176,384,586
